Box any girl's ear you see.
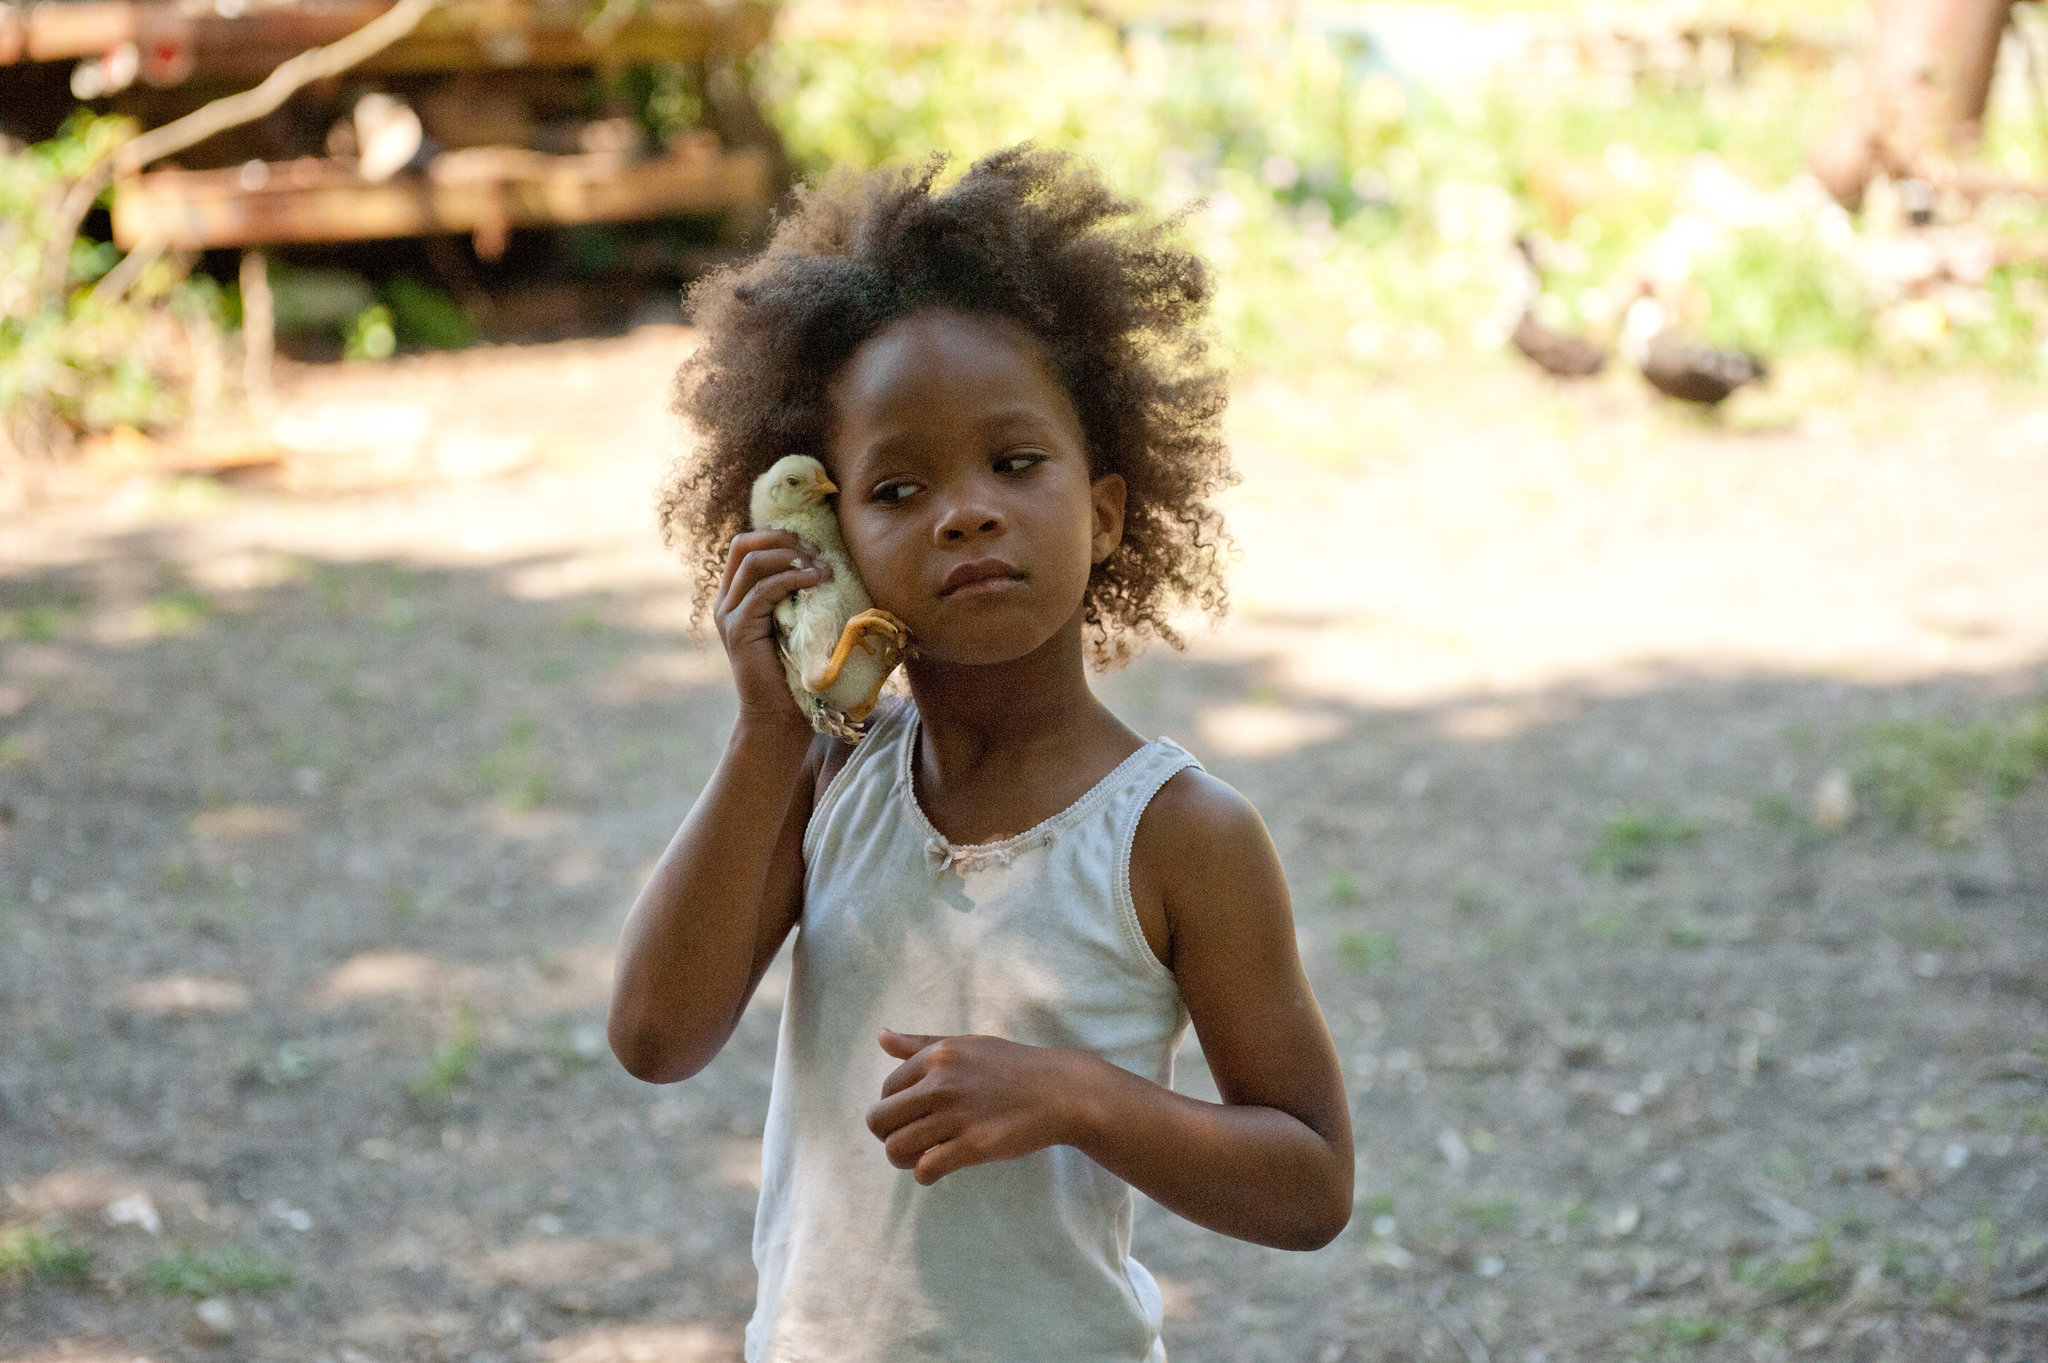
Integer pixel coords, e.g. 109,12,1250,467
1088,473,1127,564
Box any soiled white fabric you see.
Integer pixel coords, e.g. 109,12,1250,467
747,696,1198,1363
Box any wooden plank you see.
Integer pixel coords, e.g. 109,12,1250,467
5,0,770,69
189,0,772,78
110,144,769,249
21,0,137,60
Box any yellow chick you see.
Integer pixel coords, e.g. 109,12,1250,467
749,455,911,741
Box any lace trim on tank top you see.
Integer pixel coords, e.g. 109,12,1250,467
897,713,1170,874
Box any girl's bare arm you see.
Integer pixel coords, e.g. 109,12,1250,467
607,529,833,1084
865,771,1353,1250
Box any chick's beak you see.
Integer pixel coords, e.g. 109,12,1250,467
810,472,838,497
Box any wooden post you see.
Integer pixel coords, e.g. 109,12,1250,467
1943,0,2015,149
1810,0,2019,208
240,248,275,421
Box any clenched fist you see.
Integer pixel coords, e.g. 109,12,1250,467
864,1030,1091,1185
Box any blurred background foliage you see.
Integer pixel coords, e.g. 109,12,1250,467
1,113,232,450
761,0,2048,381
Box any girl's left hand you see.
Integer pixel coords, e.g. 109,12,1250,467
864,1030,1085,1184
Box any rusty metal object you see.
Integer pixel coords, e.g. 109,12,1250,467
111,141,769,250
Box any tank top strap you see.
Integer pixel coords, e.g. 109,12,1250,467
1097,737,1202,849
1105,737,1202,980
802,694,916,864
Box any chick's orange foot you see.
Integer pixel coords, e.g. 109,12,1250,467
801,608,912,696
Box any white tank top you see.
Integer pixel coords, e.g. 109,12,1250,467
747,697,1199,1363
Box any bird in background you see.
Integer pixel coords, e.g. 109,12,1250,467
749,455,912,742
1620,290,1769,407
1505,235,1608,379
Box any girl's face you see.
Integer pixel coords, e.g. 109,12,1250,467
825,308,1125,668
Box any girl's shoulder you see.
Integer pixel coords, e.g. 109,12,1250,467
1131,764,1270,874
1127,763,1280,964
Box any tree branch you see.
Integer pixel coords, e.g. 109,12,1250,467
37,0,441,307
111,0,441,176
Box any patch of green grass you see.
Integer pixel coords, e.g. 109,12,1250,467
1883,912,1975,954
1324,867,1363,907
1467,927,1515,960
158,852,200,893
473,715,553,811
0,1225,92,1282
1577,904,1632,940
1855,705,2048,846
528,657,576,685
1649,1312,1727,1351
1977,1216,1998,1276
431,673,479,713
141,1244,291,1295
142,589,210,636
1666,916,1707,949
1761,1148,1807,1185
1358,1191,1396,1218
1337,928,1396,973
1588,809,1701,878
2,603,75,641
305,563,351,615
409,1000,479,1101
1751,789,1799,831
1457,1194,1517,1231
1763,1235,1843,1304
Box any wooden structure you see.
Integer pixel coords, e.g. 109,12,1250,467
0,0,773,84
2,0,785,241
111,138,771,250
3,0,785,409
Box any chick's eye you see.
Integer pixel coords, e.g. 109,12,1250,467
785,476,800,486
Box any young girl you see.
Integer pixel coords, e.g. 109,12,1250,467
609,145,1351,1363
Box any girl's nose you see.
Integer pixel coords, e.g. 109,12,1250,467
933,497,1004,542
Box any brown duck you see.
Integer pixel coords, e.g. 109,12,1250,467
1621,296,1768,406
1506,237,1607,378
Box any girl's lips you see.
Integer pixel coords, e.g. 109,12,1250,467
944,574,1025,601
940,559,1024,597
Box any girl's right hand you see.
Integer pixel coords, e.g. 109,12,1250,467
715,528,833,731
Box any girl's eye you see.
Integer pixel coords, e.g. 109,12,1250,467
870,481,920,504
995,453,1045,475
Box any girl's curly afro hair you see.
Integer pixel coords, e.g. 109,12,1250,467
658,143,1236,666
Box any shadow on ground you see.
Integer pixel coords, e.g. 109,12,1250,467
2,533,2044,1363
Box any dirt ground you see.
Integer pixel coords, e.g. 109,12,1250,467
3,329,2046,1363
